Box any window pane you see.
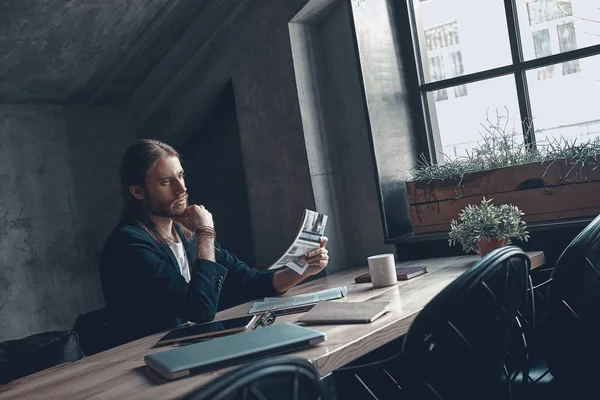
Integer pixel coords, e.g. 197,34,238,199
428,55,448,101
526,0,572,25
527,54,600,146
517,0,600,61
533,29,556,79
557,21,577,52
428,55,446,81
557,22,581,75
426,75,523,160
448,51,468,97
412,0,513,83
533,29,552,57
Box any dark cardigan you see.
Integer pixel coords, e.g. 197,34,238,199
99,222,279,344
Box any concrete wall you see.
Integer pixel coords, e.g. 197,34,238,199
0,0,173,104
180,82,256,267
0,105,134,342
231,1,318,269
140,0,394,272
290,1,395,273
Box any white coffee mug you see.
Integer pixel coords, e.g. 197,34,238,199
367,254,398,287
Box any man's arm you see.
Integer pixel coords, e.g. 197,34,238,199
216,237,331,297
173,204,216,262
213,241,281,300
175,205,279,300
272,237,330,293
196,235,215,261
174,205,330,297
121,235,227,323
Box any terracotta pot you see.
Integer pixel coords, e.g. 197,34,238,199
477,238,506,257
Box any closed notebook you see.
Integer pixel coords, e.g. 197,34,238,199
354,266,427,284
297,301,391,324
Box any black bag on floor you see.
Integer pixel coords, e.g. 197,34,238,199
0,330,84,384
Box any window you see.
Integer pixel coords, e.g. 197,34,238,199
428,55,448,101
526,0,581,79
533,29,554,79
557,22,580,74
424,21,467,102
424,21,459,51
408,0,600,160
526,0,572,25
449,51,467,97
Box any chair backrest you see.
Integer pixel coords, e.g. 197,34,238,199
400,246,530,400
181,356,323,400
545,214,600,381
73,307,117,356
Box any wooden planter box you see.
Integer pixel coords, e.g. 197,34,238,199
406,160,600,234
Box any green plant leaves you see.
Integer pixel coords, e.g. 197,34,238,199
409,110,600,182
448,197,530,254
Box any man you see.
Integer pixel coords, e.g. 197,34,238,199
100,139,329,344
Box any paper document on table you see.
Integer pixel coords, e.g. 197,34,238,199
267,209,328,275
249,286,347,314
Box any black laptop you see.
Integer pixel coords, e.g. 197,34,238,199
144,322,326,380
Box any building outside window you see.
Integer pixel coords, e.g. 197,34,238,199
409,0,600,160
528,0,581,79
424,21,468,101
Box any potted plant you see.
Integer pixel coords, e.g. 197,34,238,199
448,198,530,256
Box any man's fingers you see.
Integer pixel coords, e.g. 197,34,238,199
320,236,329,248
306,248,328,257
308,260,328,269
306,253,329,264
304,240,329,267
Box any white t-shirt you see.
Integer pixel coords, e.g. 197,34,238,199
167,240,191,283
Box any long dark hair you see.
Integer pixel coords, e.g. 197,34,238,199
119,139,191,244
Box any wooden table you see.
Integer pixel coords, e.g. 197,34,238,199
0,251,544,400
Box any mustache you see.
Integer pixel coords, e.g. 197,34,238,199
172,194,188,204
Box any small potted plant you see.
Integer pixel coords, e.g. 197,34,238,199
448,197,530,256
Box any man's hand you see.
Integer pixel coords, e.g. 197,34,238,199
173,205,214,231
272,236,330,293
302,236,329,277
173,205,216,262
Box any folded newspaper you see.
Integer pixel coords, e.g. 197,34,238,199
249,286,347,314
267,209,328,275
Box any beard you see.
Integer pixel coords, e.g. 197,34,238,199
146,193,188,218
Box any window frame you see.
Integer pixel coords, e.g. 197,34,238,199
406,0,600,163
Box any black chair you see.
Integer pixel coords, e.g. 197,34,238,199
73,307,117,356
512,214,600,399
180,356,325,400
544,214,600,381
334,246,530,400
0,330,84,384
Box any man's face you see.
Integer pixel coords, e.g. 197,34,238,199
141,156,188,218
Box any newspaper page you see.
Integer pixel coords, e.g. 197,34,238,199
267,209,328,275
249,286,347,314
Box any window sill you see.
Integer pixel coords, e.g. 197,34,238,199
386,216,595,244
